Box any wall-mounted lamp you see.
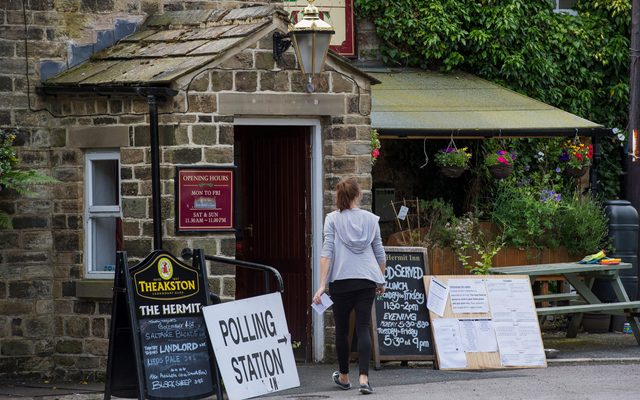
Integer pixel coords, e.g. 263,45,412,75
273,0,335,92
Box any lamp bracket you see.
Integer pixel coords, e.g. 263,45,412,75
273,32,292,62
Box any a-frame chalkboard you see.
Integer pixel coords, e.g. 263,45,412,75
104,249,223,400
371,247,436,369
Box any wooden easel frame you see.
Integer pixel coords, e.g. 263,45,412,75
424,275,547,371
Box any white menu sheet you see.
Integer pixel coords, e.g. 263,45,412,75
458,319,498,353
427,277,449,317
449,278,490,314
485,279,545,367
432,318,467,369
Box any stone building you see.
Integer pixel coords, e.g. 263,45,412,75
0,0,377,380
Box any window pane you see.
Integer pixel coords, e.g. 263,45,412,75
91,217,117,272
92,159,119,206
559,0,576,9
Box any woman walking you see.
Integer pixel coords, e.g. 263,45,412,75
312,176,386,394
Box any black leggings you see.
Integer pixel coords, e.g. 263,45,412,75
331,287,376,376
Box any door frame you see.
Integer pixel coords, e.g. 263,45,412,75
234,118,325,361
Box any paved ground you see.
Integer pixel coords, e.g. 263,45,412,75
0,332,638,399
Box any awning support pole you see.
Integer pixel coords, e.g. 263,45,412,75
590,135,599,194
148,94,163,250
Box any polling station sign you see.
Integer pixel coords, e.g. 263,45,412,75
202,292,299,400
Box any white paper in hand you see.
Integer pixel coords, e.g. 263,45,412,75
311,293,333,314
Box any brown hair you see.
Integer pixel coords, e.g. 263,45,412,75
336,176,361,211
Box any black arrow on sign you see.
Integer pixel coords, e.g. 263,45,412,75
278,336,288,344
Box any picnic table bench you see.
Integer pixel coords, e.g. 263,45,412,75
488,262,640,344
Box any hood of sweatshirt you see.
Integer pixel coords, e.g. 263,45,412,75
334,208,379,254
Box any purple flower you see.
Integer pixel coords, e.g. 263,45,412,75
559,150,570,162
555,167,561,173
540,189,561,202
524,165,530,171
441,147,456,153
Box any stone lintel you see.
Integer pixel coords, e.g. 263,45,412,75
68,126,129,148
219,93,346,116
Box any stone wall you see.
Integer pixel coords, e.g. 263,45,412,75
0,1,373,379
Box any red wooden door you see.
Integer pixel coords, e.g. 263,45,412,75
234,125,311,361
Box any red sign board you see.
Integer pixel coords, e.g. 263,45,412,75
175,167,235,233
286,0,355,57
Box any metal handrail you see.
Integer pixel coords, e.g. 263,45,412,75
181,248,284,293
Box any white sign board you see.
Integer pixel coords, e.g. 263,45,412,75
202,292,300,400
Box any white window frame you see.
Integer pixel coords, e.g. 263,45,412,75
84,150,122,279
553,0,577,16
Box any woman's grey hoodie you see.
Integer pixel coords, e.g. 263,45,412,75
321,208,386,285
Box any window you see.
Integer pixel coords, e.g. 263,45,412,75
85,151,122,278
552,0,577,15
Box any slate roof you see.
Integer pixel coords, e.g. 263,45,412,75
44,5,287,87
369,69,610,137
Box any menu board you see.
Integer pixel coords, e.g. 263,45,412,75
424,275,546,371
371,247,434,367
140,317,212,397
128,250,216,400
175,166,235,233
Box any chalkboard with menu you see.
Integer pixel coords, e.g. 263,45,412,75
371,247,435,368
104,249,223,400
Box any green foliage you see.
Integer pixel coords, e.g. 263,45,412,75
0,128,58,229
449,212,504,275
356,0,630,197
490,182,608,255
418,198,457,247
556,192,609,255
433,146,472,168
491,184,562,249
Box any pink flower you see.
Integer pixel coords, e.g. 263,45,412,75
497,156,509,165
372,148,380,159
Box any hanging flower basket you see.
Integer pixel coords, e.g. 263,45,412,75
440,166,465,178
434,145,471,178
565,166,587,178
489,163,513,179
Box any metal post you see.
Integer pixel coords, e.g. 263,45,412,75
148,95,163,250
628,0,640,283
590,135,599,194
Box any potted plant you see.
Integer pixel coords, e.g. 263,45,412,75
484,150,516,179
434,147,472,178
558,139,593,177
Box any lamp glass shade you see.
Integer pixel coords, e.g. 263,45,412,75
291,31,333,75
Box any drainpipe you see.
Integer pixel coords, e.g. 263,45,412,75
147,94,162,250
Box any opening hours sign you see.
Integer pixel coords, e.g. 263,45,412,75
175,166,236,233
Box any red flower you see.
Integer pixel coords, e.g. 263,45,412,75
372,148,380,159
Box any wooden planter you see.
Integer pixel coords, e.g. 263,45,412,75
428,246,572,275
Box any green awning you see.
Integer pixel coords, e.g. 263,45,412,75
368,69,611,138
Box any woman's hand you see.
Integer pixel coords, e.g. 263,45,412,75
375,285,385,296
312,286,326,304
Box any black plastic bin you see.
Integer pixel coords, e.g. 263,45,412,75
589,200,639,332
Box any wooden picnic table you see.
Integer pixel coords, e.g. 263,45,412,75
488,262,640,344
